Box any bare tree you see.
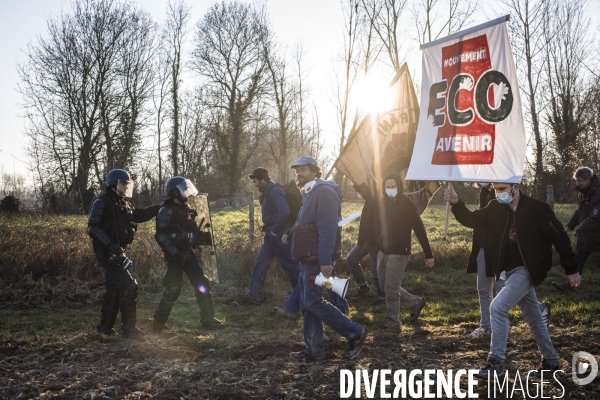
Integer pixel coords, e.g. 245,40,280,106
502,0,553,190
544,0,590,166
19,0,157,211
163,0,192,177
412,0,476,45
191,0,270,194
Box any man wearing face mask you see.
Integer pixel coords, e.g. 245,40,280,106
445,182,581,378
461,183,550,337
88,169,160,338
553,167,600,295
371,170,434,332
152,176,225,331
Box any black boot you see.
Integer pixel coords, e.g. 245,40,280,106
120,281,144,339
154,285,181,326
197,292,225,330
98,290,119,335
152,317,171,333
202,318,225,330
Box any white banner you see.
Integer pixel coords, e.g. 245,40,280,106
405,16,526,183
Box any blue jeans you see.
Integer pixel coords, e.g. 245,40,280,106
489,266,558,366
476,249,505,330
347,244,385,299
247,227,300,299
299,262,363,358
283,280,348,314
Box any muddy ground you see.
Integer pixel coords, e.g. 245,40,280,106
1,281,599,400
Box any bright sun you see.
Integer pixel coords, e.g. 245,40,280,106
354,73,395,115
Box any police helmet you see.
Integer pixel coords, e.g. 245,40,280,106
162,176,199,202
106,169,131,186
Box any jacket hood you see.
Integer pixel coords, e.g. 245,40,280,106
382,170,404,195
312,179,343,200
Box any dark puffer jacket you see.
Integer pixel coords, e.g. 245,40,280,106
566,175,600,252
372,171,433,258
452,193,577,287
465,186,495,275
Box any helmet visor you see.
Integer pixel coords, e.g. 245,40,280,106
176,179,198,198
118,179,134,198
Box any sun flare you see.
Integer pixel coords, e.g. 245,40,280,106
354,73,395,115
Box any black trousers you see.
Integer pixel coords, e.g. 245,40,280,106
154,253,214,324
97,258,138,331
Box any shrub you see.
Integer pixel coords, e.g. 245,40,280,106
0,195,20,213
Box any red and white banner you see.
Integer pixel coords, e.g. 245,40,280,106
405,16,526,183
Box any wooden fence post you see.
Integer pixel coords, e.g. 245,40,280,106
546,185,554,209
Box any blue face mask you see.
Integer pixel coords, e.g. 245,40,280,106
496,185,516,204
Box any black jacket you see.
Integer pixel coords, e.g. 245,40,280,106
87,188,160,259
155,200,205,260
451,193,577,286
372,172,433,258
466,187,495,275
566,175,600,252
353,183,376,247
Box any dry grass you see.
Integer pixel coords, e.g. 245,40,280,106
0,204,599,399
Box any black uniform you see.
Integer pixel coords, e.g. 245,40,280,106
87,188,159,334
153,199,216,326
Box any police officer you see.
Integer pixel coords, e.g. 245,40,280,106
152,176,225,331
88,169,160,338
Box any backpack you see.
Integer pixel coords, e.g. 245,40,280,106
266,180,303,224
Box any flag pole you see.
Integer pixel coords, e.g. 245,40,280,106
443,182,453,241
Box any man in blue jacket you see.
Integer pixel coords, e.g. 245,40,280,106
237,168,300,304
285,156,367,360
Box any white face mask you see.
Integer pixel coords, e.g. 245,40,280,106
385,188,398,198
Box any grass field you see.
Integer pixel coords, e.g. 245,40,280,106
0,203,599,399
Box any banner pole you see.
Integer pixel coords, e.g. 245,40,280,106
443,182,453,241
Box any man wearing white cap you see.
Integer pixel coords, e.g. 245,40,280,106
285,156,367,360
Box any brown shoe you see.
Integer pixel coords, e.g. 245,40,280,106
274,307,299,319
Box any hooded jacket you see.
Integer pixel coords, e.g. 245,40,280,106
372,171,433,258
291,179,342,265
452,193,577,286
566,175,600,252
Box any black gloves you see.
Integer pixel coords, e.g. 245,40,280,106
109,243,123,256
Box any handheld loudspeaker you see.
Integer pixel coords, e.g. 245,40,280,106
309,273,349,299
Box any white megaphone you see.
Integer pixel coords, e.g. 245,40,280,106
309,273,350,299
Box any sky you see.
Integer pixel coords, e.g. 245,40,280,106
0,0,345,179
2,0,600,180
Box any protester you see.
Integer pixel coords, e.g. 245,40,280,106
553,167,600,296
464,183,501,337
152,176,224,331
236,168,301,306
87,169,160,338
461,183,550,337
346,183,386,305
285,156,367,361
445,182,581,378
372,171,434,332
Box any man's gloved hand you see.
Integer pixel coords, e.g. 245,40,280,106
174,252,190,263
109,243,123,256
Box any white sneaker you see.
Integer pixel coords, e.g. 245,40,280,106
467,327,491,338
